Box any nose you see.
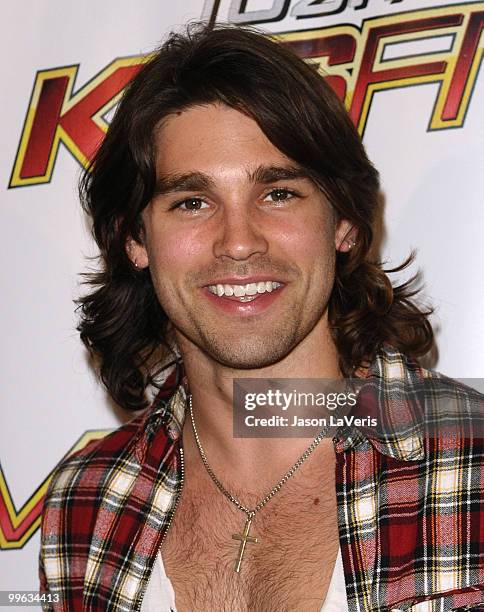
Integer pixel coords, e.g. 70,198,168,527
212,207,269,261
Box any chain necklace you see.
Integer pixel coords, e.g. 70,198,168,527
188,393,330,573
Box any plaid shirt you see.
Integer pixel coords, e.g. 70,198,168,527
39,347,484,611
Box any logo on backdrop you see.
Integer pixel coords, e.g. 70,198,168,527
8,3,484,188
2,2,483,549
202,0,407,23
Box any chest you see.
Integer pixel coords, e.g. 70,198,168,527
161,466,340,612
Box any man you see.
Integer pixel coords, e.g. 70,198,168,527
39,24,483,611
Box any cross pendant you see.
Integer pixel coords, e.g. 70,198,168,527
232,514,258,573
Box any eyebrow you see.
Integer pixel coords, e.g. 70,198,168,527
248,164,311,184
152,164,311,197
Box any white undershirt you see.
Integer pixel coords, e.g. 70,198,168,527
141,547,349,611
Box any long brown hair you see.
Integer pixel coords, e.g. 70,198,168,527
78,23,433,411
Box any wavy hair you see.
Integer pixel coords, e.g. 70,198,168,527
78,23,433,411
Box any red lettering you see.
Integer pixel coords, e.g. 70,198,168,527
441,10,484,122
10,60,143,187
350,14,463,133
283,32,356,100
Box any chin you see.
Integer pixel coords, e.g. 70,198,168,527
202,336,297,370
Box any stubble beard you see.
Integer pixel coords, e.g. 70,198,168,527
158,255,336,371
174,294,329,371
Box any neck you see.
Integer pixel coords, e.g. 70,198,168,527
175,316,340,483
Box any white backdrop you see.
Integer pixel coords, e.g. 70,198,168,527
1,0,483,603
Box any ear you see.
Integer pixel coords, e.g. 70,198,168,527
126,237,149,269
335,220,358,253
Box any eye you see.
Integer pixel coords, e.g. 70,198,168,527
263,188,297,203
172,197,209,212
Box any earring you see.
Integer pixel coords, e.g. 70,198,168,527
347,240,356,250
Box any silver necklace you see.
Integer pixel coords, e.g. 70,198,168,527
188,393,330,573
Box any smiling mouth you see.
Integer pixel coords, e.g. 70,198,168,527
206,281,283,302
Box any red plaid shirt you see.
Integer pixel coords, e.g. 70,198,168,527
39,348,484,611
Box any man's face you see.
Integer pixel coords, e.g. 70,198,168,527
131,103,352,369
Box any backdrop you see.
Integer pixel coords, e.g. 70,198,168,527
1,0,483,603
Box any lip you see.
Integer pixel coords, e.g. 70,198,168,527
201,283,286,317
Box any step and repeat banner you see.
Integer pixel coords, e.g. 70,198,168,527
1,0,483,601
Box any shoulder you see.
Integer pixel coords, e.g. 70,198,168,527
41,389,177,519
44,413,142,501
38,388,181,600
358,346,483,459
374,345,482,403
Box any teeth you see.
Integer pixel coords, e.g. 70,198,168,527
208,281,282,298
